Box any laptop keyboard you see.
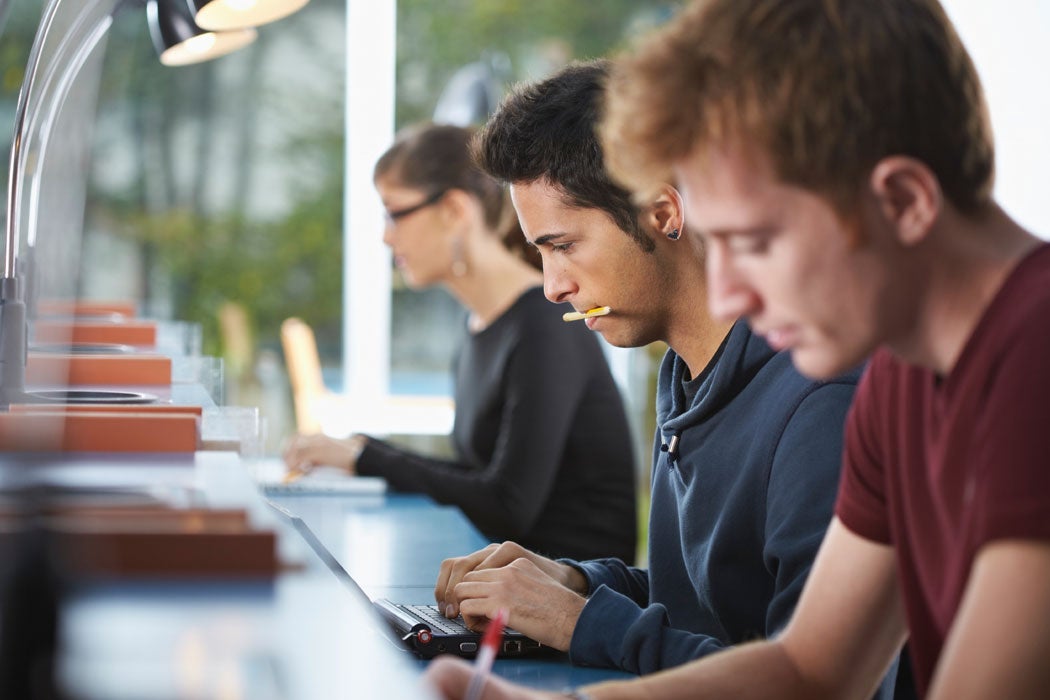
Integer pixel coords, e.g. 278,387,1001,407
405,604,473,634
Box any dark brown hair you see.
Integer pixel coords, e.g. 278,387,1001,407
374,123,540,269
473,60,653,252
603,0,995,219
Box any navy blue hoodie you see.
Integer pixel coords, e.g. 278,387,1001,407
565,321,859,673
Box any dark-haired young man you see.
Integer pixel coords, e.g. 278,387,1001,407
430,59,873,685
428,0,1050,698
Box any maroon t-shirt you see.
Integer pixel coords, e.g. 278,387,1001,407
836,243,1050,695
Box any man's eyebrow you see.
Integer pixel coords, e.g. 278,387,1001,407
532,232,568,247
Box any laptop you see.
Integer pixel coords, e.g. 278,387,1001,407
266,499,546,659
253,460,388,496
260,474,388,496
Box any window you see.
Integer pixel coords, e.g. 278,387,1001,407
342,0,680,445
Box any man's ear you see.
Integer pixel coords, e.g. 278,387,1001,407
868,156,942,246
645,184,686,239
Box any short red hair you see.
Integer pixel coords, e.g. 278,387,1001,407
603,0,995,218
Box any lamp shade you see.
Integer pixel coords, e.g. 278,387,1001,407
188,0,310,31
147,0,257,67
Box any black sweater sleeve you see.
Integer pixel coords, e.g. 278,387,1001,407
355,308,594,541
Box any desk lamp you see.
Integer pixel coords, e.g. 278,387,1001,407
188,0,311,31
0,0,307,406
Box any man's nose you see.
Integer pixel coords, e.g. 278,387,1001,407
706,244,759,322
542,262,576,304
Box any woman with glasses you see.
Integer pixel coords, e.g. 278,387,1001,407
282,123,637,562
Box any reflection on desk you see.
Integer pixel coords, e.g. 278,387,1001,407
60,573,428,699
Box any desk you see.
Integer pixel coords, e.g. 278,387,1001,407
267,491,637,691
1,451,429,699
2,449,632,696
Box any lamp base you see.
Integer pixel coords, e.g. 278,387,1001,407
19,389,158,405
29,342,135,355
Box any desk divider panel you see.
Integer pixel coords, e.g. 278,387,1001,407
33,321,158,347
0,504,279,578
26,353,173,386
0,411,200,452
9,403,203,415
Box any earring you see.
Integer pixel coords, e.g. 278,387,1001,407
667,228,680,240
451,237,467,277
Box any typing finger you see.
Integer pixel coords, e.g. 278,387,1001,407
443,545,498,616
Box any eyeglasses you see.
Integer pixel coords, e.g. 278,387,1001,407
384,189,448,223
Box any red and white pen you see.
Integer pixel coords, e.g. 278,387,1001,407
463,608,508,700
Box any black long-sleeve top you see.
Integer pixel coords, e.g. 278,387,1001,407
356,287,637,562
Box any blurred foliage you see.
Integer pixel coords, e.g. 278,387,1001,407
83,1,347,359
395,0,680,127
109,180,344,359
0,3,33,91
0,1,41,190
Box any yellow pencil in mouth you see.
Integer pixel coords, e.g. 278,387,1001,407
562,306,612,322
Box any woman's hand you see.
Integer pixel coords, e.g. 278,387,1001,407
281,432,367,477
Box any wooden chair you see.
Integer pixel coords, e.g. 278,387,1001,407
280,317,329,434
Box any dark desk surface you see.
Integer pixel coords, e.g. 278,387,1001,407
267,490,636,691
2,451,426,700
2,451,633,697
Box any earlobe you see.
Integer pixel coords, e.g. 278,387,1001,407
869,157,941,246
649,184,686,242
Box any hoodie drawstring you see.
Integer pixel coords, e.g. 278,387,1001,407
661,433,680,466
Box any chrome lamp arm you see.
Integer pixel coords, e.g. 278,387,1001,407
1,0,131,404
